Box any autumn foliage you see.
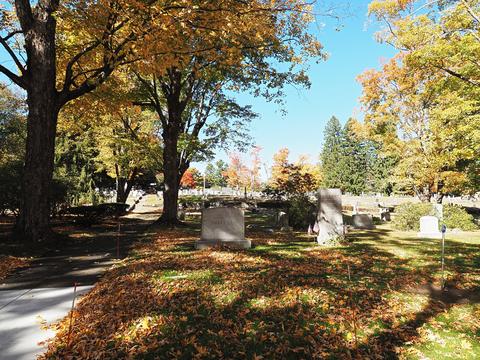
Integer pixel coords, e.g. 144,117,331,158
0,255,29,282
40,226,480,359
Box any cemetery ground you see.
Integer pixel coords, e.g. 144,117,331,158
25,211,480,360
0,199,161,360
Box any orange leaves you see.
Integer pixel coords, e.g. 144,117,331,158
39,226,480,359
0,255,29,282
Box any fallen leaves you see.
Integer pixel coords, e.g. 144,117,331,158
39,229,480,359
0,255,29,282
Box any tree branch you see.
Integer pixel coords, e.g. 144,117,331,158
0,64,26,88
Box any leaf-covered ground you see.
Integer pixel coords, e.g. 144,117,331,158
0,255,29,282
40,224,480,359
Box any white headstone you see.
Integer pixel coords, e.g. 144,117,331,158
316,189,344,245
418,216,442,239
277,211,289,230
195,207,250,249
352,214,374,230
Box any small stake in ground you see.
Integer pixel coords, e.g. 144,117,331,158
66,282,78,347
441,224,447,290
347,264,358,350
117,221,121,259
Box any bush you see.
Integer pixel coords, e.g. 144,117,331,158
0,161,23,216
393,203,478,231
63,203,129,225
444,205,478,231
392,203,434,231
288,195,316,230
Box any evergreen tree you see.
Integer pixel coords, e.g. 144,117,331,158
338,119,368,195
320,116,344,189
320,116,396,195
364,141,397,195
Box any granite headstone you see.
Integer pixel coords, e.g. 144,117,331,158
195,207,251,249
316,189,345,245
352,214,374,230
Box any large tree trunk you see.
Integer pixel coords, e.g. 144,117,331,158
159,133,180,225
16,11,58,242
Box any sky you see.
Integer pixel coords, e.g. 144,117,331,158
195,0,397,174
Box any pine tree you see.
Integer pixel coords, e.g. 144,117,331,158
320,116,344,189
338,119,368,195
321,117,395,195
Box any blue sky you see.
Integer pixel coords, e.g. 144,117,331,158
197,0,397,173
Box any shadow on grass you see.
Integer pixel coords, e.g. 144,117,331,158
41,227,480,359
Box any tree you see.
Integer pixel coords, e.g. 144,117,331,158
129,1,323,224
54,128,111,207
270,148,291,189
0,0,178,241
58,72,163,204
0,86,25,215
205,160,228,188
224,153,249,190
94,108,161,203
367,0,480,198
180,168,200,189
268,149,321,196
320,116,344,189
248,146,263,192
358,54,475,202
336,119,368,195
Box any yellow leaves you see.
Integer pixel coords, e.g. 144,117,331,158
0,255,29,282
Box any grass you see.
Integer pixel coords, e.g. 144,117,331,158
40,220,480,359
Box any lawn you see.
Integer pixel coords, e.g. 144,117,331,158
41,223,480,359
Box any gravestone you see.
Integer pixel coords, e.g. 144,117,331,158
178,209,186,221
195,207,251,249
316,189,345,245
277,211,290,231
352,214,374,230
417,216,442,239
379,207,391,221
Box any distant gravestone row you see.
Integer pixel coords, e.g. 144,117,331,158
194,188,402,249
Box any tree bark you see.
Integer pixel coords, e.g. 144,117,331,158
116,178,128,203
115,168,138,203
414,185,432,203
15,7,59,242
159,131,180,225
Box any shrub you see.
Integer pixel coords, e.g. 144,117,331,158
392,203,434,231
0,161,23,216
288,195,316,230
64,203,129,226
393,203,478,231
443,205,478,231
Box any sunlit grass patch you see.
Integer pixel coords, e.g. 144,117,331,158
406,304,480,359
154,269,223,285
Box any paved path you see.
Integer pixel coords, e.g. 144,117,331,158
0,201,161,359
